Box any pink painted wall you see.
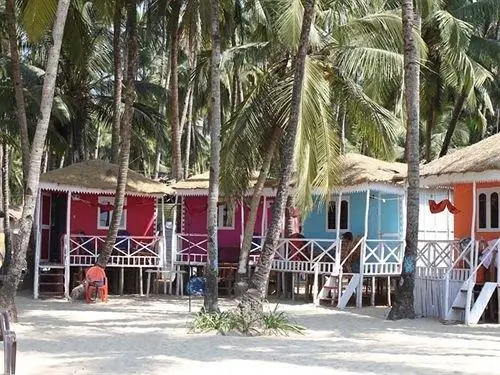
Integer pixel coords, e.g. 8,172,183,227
181,196,272,261
69,193,156,236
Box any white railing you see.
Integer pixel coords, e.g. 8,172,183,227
176,233,208,264
416,239,473,281
364,239,404,275
68,234,162,267
249,236,339,274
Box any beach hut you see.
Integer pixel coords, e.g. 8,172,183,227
34,160,171,299
301,154,407,307
171,172,279,268
418,135,500,324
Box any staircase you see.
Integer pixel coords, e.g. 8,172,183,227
448,280,498,324
38,267,65,298
314,272,361,308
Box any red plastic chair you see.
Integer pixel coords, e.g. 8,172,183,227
84,266,108,303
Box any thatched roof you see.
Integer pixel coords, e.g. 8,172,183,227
421,134,500,181
40,160,171,196
172,171,278,192
338,153,406,186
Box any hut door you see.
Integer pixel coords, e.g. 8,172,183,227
40,193,52,262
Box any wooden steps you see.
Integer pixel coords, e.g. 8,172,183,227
38,268,64,298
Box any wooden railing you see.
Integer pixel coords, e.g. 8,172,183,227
67,234,162,267
416,239,473,281
363,239,404,275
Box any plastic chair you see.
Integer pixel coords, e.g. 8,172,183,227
84,266,108,303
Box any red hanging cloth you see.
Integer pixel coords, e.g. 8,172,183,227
429,199,460,214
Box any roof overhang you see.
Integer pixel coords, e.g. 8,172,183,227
420,170,500,187
173,187,278,197
40,182,167,197
312,182,405,196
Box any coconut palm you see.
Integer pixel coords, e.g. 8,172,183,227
0,0,71,318
387,0,420,320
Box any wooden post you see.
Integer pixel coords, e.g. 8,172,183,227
464,181,477,324
387,276,391,306
171,196,178,269
357,189,370,308
261,196,267,236
64,191,72,299
371,276,376,306
335,192,342,271
33,190,42,299
377,192,382,238
139,267,143,296
120,267,124,295
161,196,167,269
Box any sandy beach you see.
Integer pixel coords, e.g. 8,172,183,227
10,294,500,375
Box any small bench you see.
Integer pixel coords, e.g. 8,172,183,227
0,309,16,375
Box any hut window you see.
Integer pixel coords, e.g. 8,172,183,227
477,189,500,231
98,196,127,230
327,197,349,231
217,203,234,229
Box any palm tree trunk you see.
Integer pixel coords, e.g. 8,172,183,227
387,0,420,320
6,0,30,182
439,87,468,157
235,126,282,295
205,0,222,313
425,105,436,162
184,89,194,178
97,0,138,268
1,142,12,274
170,1,183,181
111,0,123,164
0,0,71,319
239,0,316,314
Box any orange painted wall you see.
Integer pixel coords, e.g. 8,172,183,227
454,182,500,241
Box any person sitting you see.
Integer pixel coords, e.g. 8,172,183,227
340,232,361,273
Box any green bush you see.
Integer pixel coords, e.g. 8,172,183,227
189,305,305,336
262,305,305,336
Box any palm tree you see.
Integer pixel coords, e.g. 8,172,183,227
204,0,222,313
239,0,317,314
387,0,420,320
0,0,72,319
97,0,138,268
111,0,123,164
169,0,183,181
5,0,30,181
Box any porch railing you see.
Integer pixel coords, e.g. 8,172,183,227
416,239,473,281
67,234,162,267
364,239,405,275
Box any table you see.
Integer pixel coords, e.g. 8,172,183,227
145,270,185,297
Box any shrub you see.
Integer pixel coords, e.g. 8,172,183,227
189,305,305,336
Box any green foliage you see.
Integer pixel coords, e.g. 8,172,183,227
189,305,305,336
261,304,306,335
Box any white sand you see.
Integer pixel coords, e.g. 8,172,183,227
10,294,500,375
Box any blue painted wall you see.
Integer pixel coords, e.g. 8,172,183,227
302,191,402,240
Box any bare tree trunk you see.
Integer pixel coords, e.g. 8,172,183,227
111,0,123,164
387,0,420,320
6,0,30,182
1,143,12,274
425,105,436,162
153,147,161,180
94,123,101,159
439,87,468,157
204,0,222,313
239,0,316,314
184,89,194,178
97,0,138,268
179,86,192,136
0,0,71,320
170,1,183,181
235,126,282,295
